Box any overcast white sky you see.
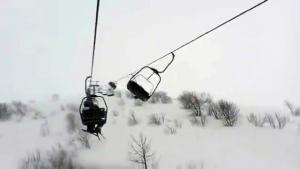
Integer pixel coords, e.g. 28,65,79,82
0,0,299,107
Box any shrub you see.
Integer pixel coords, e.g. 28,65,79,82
207,102,221,119
248,113,288,129
217,100,239,126
164,125,177,135
0,103,10,120
11,101,28,117
247,113,265,127
128,111,139,126
285,101,300,116
274,113,288,129
47,145,81,169
149,91,172,104
190,115,206,127
148,113,165,126
178,92,212,116
19,146,82,169
173,119,183,129
20,151,44,169
128,134,155,169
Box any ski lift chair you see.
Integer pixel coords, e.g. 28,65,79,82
127,52,175,101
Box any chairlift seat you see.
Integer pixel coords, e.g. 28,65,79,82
127,80,150,101
81,103,107,126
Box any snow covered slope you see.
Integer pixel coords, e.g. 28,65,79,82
0,94,299,169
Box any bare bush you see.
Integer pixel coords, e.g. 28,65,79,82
247,113,265,127
217,100,239,127
20,146,82,169
207,102,221,119
0,103,11,120
285,101,300,116
263,113,276,128
178,92,212,117
47,145,81,169
128,111,139,126
11,101,28,117
164,125,177,135
128,134,155,169
274,113,288,129
173,119,183,129
190,115,206,127
20,151,44,169
148,113,165,126
248,113,288,129
149,91,172,104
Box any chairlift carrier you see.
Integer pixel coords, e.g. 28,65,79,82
79,76,108,138
127,53,175,101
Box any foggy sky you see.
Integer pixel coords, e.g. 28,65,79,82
0,0,299,107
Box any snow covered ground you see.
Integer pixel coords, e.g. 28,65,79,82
0,93,300,169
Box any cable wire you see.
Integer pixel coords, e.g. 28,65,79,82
90,0,101,82
114,0,269,83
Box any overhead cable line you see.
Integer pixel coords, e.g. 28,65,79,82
113,0,269,83
90,0,101,82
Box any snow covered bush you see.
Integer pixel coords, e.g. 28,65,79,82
274,113,288,129
149,91,172,104
247,113,265,127
190,115,207,127
11,101,28,117
128,111,139,126
128,134,155,169
285,101,300,116
148,113,165,126
20,151,44,169
217,100,239,127
178,91,212,117
164,125,177,135
20,145,81,169
249,113,288,129
207,102,221,119
0,103,10,120
173,119,183,129
264,113,288,129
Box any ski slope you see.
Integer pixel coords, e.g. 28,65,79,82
0,93,299,169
